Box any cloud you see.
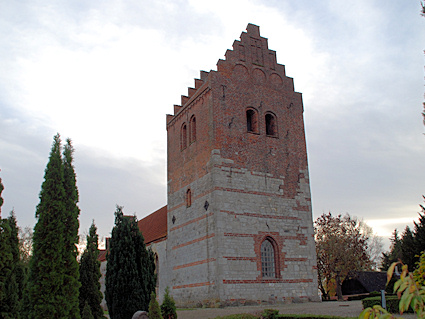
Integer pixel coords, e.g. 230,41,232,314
1,0,424,252
0,114,166,240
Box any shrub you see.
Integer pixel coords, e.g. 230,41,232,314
362,296,413,313
148,292,163,319
368,291,381,297
261,309,279,319
161,287,177,319
278,316,356,319
213,315,257,319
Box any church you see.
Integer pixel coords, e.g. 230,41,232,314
100,23,319,308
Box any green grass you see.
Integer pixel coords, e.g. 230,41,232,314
213,315,257,319
212,314,357,319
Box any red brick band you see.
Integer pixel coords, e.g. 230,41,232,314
221,210,301,220
223,278,313,284
170,212,214,232
173,258,216,270
223,256,256,262
172,233,215,250
285,258,308,262
173,281,214,290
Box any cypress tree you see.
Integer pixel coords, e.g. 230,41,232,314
79,222,104,319
27,134,68,318
62,139,81,318
0,173,10,317
0,217,13,318
105,206,156,319
0,172,3,216
5,211,24,318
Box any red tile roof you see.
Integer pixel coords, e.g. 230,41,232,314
98,249,107,262
138,205,167,245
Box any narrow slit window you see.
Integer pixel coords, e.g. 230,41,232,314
261,239,276,278
246,109,258,133
190,115,196,143
181,123,187,150
186,188,192,207
265,113,277,136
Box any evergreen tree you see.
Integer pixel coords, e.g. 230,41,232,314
414,199,425,257
380,229,402,270
160,287,177,319
0,217,13,318
79,222,104,319
105,206,156,319
0,172,3,216
62,139,81,318
81,301,95,319
5,211,24,318
0,206,24,317
27,134,69,318
400,226,416,271
148,293,163,319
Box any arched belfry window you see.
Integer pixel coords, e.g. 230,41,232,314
261,238,276,278
246,108,258,133
189,115,196,143
186,188,192,207
265,113,277,136
181,123,187,150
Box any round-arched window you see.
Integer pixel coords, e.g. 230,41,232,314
261,239,276,278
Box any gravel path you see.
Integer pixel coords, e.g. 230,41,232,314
176,300,416,319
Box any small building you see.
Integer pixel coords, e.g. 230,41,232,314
341,272,387,296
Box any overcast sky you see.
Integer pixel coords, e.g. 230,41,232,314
1,0,424,250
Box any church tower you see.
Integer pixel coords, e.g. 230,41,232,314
165,24,319,306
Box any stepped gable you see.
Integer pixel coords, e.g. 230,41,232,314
216,23,287,80
166,69,210,125
166,23,294,125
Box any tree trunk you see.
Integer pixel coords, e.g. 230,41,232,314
335,272,343,301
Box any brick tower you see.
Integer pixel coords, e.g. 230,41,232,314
165,24,319,306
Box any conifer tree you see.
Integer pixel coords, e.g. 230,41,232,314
414,200,425,256
0,217,13,318
79,222,104,319
62,138,81,318
105,206,156,319
82,301,95,319
148,293,163,319
4,211,24,318
27,134,68,318
380,229,403,270
0,172,3,216
401,226,416,271
160,287,177,319
0,172,9,317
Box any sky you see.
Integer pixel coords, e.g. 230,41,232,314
0,0,424,251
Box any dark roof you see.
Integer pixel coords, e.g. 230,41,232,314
137,205,167,245
355,271,387,292
342,271,387,295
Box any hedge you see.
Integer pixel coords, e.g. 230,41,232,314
361,296,413,314
213,314,356,319
278,315,356,319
